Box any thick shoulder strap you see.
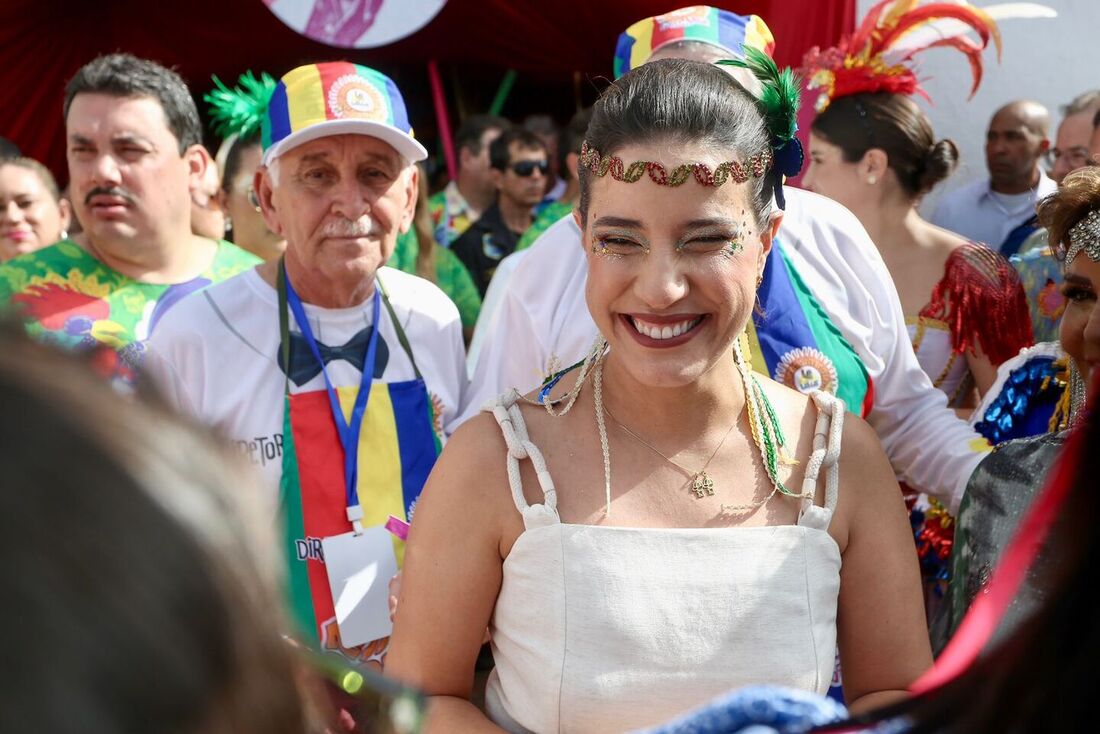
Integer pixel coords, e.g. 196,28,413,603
484,390,560,529
797,391,845,529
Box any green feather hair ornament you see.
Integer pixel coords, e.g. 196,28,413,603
718,47,804,208
204,71,277,140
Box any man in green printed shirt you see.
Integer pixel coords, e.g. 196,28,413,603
428,115,508,248
0,54,257,383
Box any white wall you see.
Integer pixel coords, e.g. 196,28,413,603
854,0,1100,213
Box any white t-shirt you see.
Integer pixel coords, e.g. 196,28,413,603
465,186,987,512
145,266,468,501
466,248,528,376
930,173,1057,252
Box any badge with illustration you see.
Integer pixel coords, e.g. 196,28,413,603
264,0,447,48
774,346,838,395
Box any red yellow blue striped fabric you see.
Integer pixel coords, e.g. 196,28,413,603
262,61,412,151
280,380,439,660
614,6,775,78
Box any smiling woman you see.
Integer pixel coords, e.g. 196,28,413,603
385,58,932,733
0,157,70,262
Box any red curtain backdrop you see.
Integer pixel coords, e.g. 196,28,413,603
0,0,854,183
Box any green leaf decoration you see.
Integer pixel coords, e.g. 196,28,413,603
204,71,277,140
719,47,801,143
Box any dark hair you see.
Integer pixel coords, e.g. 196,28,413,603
454,114,509,158
64,53,202,154
489,127,546,171
558,107,593,175
0,136,20,160
1037,166,1100,259
0,157,62,201
522,113,560,139
578,58,775,224
0,320,307,734
221,131,262,194
811,92,958,198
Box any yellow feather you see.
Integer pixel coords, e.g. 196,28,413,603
968,5,1004,58
882,0,920,29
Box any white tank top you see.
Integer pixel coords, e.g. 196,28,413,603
482,390,846,733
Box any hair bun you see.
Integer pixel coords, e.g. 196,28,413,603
917,138,959,193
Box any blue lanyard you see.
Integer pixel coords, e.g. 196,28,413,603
284,275,381,514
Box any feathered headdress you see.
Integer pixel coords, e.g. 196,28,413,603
800,1,1055,113
719,47,803,209
204,71,277,141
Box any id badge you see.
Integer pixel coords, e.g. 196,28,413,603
321,526,398,648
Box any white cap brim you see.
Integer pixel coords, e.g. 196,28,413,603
263,118,428,166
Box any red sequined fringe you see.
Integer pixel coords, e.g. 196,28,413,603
920,242,1034,366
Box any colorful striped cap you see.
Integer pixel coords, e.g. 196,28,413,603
613,6,776,79
262,61,427,165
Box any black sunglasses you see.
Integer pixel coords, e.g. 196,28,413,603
510,160,549,177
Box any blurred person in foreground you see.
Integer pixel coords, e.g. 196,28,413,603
0,156,71,262
0,319,428,734
145,61,467,668
0,53,257,384
0,318,308,734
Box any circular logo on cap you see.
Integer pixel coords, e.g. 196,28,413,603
774,347,838,395
328,74,387,121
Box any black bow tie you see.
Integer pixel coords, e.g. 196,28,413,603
278,326,389,387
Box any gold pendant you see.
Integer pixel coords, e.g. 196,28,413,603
692,471,715,498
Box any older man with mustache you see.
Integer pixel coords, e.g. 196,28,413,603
145,62,467,667
0,53,257,383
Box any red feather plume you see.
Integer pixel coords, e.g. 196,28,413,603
800,0,1001,112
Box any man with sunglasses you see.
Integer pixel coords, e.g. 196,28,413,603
451,127,547,296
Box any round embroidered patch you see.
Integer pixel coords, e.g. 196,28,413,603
773,347,838,395
328,74,386,120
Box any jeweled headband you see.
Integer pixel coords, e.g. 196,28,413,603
1066,208,1100,266
579,140,773,188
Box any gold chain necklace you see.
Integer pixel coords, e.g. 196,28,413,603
602,402,739,499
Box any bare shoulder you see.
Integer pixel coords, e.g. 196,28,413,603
433,410,511,497
414,409,518,536
837,409,892,477
834,407,904,544
755,376,818,437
